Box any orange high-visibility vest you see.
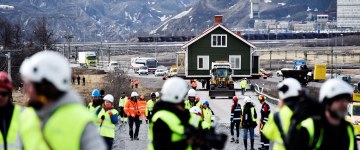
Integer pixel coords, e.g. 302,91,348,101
138,100,147,114
124,99,140,118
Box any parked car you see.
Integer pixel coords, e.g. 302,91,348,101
138,66,148,75
155,69,166,76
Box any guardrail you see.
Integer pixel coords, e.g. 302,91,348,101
252,83,280,105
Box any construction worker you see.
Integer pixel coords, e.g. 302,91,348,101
148,77,198,149
184,89,201,110
155,92,160,102
242,96,257,150
258,95,271,150
124,91,141,140
189,106,211,130
96,94,119,150
146,93,156,124
138,95,147,124
0,72,23,149
287,79,357,150
262,78,302,150
19,51,106,149
240,78,248,95
191,80,197,90
202,101,215,125
230,96,242,143
88,89,102,113
118,92,128,123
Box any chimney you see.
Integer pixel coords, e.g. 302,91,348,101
214,15,223,25
236,31,242,37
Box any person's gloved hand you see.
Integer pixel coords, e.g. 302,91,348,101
99,115,105,123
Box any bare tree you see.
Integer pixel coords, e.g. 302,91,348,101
0,18,14,49
31,18,56,50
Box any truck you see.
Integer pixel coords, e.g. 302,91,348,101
209,61,235,99
78,52,97,67
131,57,157,74
107,61,119,72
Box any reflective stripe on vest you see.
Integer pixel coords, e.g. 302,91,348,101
148,110,191,150
43,104,95,149
0,105,22,150
98,108,118,138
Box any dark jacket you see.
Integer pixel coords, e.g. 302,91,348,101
242,102,257,128
231,103,242,122
151,101,191,150
287,115,357,150
0,100,14,148
260,102,270,125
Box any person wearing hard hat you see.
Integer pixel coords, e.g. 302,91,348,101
138,95,147,124
262,78,302,150
149,77,199,149
287,79,357,150
118,92,128,124
124,91,141,140
242,96,257,150
230,96,242,143
240,78,248,95
88,89,102,113
184,89,201,110
19,51,106,149
96,94,119,150
202,101,215,125
189,106,211,130
146,93,156,123
0,72,24,149
155,92,160,102
258,95,271,150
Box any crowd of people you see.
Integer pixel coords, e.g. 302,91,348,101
0,50,358,150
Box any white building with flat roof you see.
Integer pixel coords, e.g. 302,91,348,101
337,0,360,29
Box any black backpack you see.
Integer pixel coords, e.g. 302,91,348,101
242,103,257,128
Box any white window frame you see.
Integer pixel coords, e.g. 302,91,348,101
229,55,241,70
197,55,209,70
211,34,227,47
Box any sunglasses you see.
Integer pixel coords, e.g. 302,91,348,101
0,91,9,97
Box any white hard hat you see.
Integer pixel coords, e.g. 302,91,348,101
319,79,353,104
20,51,71,92
161,77,188,103
155,92,160,98
189,106,202,115
277,78,301,100
131,92,139,97
187,89,196,97
103,94,114,103
244,96,251,103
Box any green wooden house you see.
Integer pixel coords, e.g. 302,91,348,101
177,15,260,79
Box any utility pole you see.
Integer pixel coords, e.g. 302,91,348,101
64,33,74,60
7,52,11,78
75,46,78,62
108,46,111,63
269,50,272,70
331,47,334,78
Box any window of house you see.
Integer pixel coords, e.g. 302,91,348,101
211,34,227,47
229,55,241,69
197,56,209,70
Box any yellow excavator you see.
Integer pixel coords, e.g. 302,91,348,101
209,61,235,99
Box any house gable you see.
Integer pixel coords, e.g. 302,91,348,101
186,27,252,76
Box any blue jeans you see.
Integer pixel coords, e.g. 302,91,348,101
242,127,254,140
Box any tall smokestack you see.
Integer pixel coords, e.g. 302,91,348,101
214,15,223,25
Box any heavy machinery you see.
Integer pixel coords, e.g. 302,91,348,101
209,61,235,99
